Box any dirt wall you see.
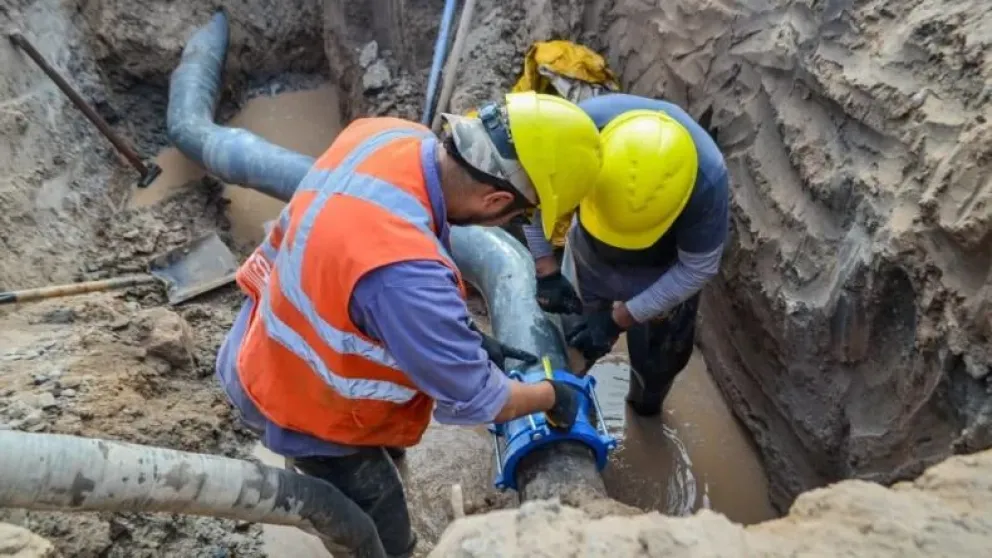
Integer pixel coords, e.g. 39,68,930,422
568,0,992,509
323,0,590,121
0,1,332,554
430,447,992,557
0,0,122,289
1,0,332,290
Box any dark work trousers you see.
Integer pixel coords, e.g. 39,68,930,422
293,448,417,558
559,243,701,415
623,293,700,415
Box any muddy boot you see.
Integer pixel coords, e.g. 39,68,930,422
625,371,671,417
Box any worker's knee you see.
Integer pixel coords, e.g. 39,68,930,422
294,449,415,556
626,294,701,412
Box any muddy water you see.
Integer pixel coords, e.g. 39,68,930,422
132,85,341,247
141,85,774,554
590,338,777,524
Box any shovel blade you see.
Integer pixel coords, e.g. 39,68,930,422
148,232,239,305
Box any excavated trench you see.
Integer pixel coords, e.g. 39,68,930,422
1,0,990,556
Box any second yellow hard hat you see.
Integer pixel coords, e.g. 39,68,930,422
578,110,699,250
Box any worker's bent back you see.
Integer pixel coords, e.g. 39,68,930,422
233,118,465,447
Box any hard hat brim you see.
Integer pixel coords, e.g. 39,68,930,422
578,196,687,250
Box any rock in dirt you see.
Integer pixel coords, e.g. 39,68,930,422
359,40,379,68
136,308,195,371
38,309,75,325
431,449,992,557
0,523,60,557
362,59,391,93
28,393,59,411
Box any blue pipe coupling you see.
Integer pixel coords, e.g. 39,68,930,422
489,368,617,491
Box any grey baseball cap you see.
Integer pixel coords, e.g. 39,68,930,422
440,113,538,205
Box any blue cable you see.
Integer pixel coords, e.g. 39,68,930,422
421,0,459,125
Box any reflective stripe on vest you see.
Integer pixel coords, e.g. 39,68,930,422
255,127,450,403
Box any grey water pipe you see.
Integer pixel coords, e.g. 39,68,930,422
0,431,386,558
448,226,608,501
166,11,606,502
430,0,477,133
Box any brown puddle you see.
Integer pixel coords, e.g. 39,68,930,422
141,85,775,555
591,338,777,524
131,85,342,247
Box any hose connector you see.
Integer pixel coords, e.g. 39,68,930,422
489,367,617,491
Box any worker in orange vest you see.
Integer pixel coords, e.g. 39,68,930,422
215,92,603,556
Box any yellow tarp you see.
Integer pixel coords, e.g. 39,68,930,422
511,40,620,100
465,41,620,247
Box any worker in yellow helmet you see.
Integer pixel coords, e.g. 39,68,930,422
218,92,601,556
441,91,603,234
521,94,730,416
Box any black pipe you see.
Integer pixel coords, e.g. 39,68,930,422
166,11,314,200
449,226,608,501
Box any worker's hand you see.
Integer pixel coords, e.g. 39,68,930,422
545,380,582,432
565,309,623,363
470,321,539,372
536,271,583,314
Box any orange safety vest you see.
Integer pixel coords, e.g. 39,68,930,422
234,117,465,447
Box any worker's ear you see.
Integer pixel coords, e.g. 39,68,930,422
480,189,515,211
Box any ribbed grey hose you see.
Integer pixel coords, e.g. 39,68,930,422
167,11,314,201
0,431,386,558
166,11,606,503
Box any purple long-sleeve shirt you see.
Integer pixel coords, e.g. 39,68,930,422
216,138,510,457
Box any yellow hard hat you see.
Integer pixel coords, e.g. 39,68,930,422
505,92,602,240
579,110,698,250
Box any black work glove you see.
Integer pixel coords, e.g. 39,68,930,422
545,380,582,432
470,321,539,372
566,308,623,363
536,271,583,314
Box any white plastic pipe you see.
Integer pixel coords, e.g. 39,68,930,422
0,431,386,557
